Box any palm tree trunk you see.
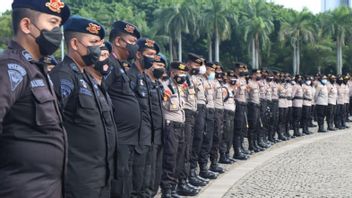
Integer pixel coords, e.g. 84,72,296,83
252,38,256,69
293,44,297,74
255,34,260,69
337,36,343,75
169,37,173,62
177,31,182,62
297,41,300,74
208,35,213,62
215,28,220,62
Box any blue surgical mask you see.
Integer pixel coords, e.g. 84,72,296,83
321,79,327,85
208,72,215,80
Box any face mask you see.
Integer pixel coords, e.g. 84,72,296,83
31,24,62,56
330,79,336,84
215,72,223,79
291,81,296,85
152,68,165,79
239,71,245,77
208,72,215,81
306,80,311,86
321,79,327,85
199,65,206,74
142,55,154,69
337,80,343,85
174,74,187,84
94,58,110,75
79,41,101,66
230,79,237,85
191,68,200,75
286,79,290,83
256,77,261,81
267,78,273,82
126,43,138,60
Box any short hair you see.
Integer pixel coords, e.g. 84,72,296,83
64,31,83,49
109,30,128,43
12,8,39,35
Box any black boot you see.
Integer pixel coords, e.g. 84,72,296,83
176,179,199,196
162,188,173,198
189,169,207,187
171,185,181,198
240,136,251,155
199,164,218,180
186,180,201,191
293,124,302,137
219,153,233,164
327,122,335,131
209,162,225,174
233,136,249,160
258,132,270,148
248,133,260,152
253,133,265,151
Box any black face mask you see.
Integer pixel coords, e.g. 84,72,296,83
215,72,224,79
337,80,343,85
32,24,62,56
152,68,165,79
79,43,101,66
142,55,154,69
239,71,246,77
174,74,187,84
126,43,138,60
256,77,261,81
191,68,200,75
330,79,336,84
267,78,273,82
230,79,237,85
297,80,303,85
274,79,280,83
94,58,110,76
286,79,290,83
343,80,348,84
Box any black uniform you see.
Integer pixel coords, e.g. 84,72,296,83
145,80,165,197
127,64,153,197
105,55,141,198
50,56,116,198
0,41,66,198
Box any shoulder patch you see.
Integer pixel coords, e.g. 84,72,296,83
7,63,27,91
22,50,33,62
31,79,46,88
60,79,74,98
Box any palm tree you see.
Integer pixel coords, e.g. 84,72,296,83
154,2,198,61
200,0,236,62
279,9,315,74
240,0,274,69
321,6,352,75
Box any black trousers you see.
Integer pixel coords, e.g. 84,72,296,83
180,109,196,180
278,107,287,134
131,145,151,197
326,104,336,127
190,104,206,170
161,122,185,189
247,103,260,138
349,98,352,115
302,105,311,131
234,102,247,138
66,185,110,198
335,104,345,127
198,108,215,166
111,144,135,198
144,143,163,198
286,106,293,132
316,105,327,126
292,107,302,131
269,100,279,134
260,100,269,139
220,110,235,155
210,108,224,164
345,103,349,121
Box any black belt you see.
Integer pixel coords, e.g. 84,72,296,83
293,96,303,100
166,120,184,128
279,96,287,99
304,98,312,101
235,101,247,106
248,102,260,107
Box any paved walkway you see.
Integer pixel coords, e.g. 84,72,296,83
197,127,352,198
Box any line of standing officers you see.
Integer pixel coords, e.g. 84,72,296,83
1,1,352,198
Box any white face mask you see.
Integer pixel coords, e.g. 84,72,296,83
321,79,327,85
199,65,207,75
306,80,311,85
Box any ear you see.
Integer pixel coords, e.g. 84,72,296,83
136,51,143,59
70,38,79,51
114,37,121,47
20,17,32,34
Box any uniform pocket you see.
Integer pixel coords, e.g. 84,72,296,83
32,88,59,126
75,94,97,125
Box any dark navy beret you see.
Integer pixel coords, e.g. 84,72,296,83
111,20,141,39
63,15,105,39
170,61,189,72
137,37,160,53
187,53,203,65
154,53,167,66
12,0,71,24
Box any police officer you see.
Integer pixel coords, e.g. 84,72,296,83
292,75,304,137
278,75,289,140
315,75,328,132
198,62,219,180
247,69,263,152
233,63,250,160
128,38,158,197
343,75,350,126
0,1,70,197
144,53,166,197
302,76,313,135
106,20,141,198
327,75,337,131
219,70,237,164
188,54,210,187
336,76,346,129
285,74,294,138
50,16,116,198
258,71,271,147
272,73,284,141
210,63,226,173
160,61,191,198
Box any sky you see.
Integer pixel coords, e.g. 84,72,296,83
0,0,321,14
